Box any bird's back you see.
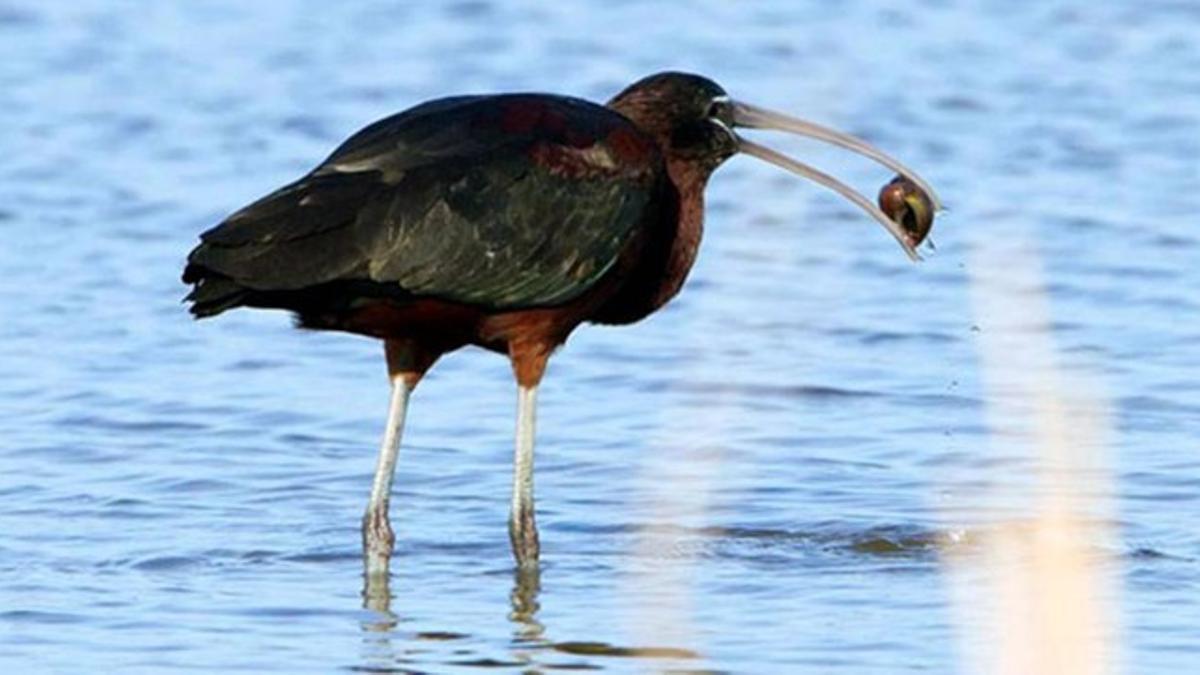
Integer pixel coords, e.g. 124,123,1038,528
183,93,666,326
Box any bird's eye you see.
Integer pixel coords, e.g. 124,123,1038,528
706,97,731,120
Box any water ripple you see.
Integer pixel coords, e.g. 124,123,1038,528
1,0,1197,672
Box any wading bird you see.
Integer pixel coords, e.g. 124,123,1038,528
183,72,938,582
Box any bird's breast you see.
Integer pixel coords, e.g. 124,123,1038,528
590,161,707,325
655,160,707,305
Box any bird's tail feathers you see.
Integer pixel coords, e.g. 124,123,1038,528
183,269,249,318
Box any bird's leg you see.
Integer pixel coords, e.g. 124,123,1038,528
362,339,436,604
363,375,410,581
508,345,550,568
511,384,539,566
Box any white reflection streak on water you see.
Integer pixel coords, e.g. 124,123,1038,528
620,330,732,651
946,232,1122,675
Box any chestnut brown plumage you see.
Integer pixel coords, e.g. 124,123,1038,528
183,72,939,587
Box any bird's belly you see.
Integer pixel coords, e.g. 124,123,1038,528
300,286,617,356
300,296,487,349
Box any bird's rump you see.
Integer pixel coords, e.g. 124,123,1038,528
183,94,663,316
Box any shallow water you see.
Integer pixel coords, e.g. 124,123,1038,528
2,0,1198,672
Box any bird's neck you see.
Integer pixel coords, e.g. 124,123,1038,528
653,157,710,308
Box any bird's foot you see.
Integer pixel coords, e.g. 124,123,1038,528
508,509,540,568
362,506,395,612
362,505,396,579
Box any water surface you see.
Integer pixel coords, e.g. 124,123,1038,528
1,1,1198,672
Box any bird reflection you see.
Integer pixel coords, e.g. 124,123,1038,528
509,565,545,644
362,572,396,630
356,566,548,672
357,572,403,674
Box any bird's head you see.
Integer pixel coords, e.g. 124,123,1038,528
608,72,739,172
608,71,940,259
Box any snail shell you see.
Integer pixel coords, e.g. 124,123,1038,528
878,175,935,248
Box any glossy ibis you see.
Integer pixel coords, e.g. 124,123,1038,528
183,72,939,579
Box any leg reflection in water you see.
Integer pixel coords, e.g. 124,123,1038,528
362,568,394,620
509,565,545,646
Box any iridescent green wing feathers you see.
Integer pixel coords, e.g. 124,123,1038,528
184,94,662,313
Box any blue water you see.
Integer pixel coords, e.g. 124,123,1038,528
2,1,1198,672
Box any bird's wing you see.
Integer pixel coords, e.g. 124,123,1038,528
185,94,663,310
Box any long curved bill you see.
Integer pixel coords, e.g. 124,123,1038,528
730,101,941,261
